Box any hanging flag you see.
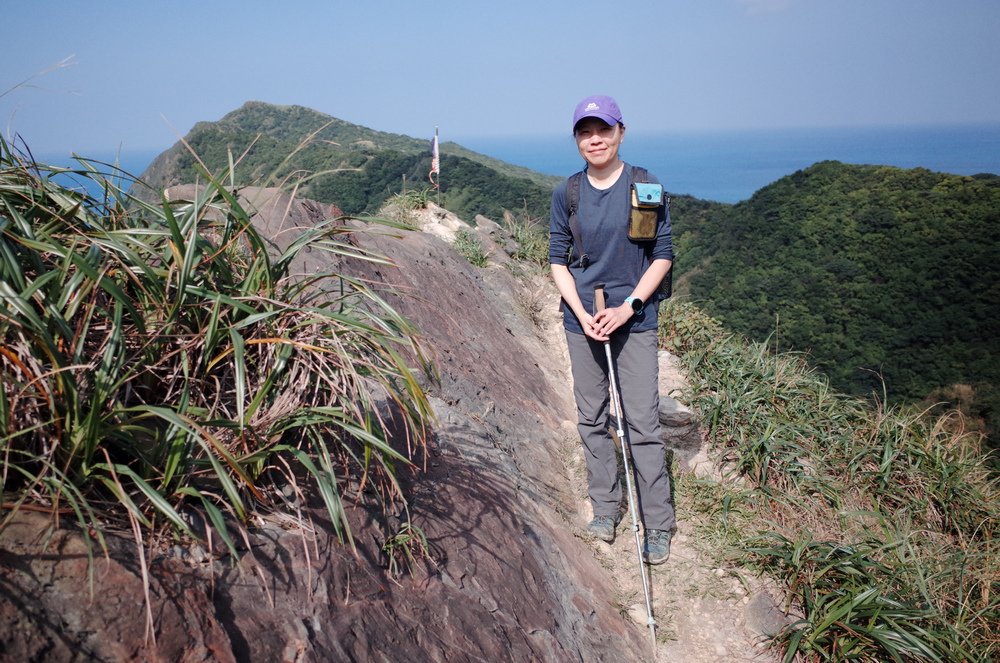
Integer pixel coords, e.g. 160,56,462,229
429,128,440,189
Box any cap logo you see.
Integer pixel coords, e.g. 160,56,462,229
585,102,600,111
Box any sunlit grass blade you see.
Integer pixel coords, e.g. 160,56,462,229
660,298,999,662
3,133,433,615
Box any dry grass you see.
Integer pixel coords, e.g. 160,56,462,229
660,299,999,662
0,135,434,566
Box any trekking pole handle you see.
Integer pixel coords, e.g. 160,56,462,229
594,283,606,314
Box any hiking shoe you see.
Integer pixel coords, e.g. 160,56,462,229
587,515,618,543
643,529,672,565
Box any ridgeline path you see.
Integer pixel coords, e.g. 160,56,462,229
534,269,783,663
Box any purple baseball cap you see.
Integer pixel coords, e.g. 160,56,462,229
572,95,623,130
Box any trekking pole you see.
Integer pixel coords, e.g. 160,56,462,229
594,284,657,649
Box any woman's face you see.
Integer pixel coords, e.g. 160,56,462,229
574,118,624,170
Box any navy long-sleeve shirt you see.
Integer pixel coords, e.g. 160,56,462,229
549,163,673,334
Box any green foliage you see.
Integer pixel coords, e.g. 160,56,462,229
502,208,549,267
438,154,553,222
663,193,731,284
0,136,434,558
660,299,999,661
381,521,431,580
453,229,489,267
671,161,1000,458
139,101,559,222
305,150,428,214
378,187,434,229
388,187,433,211
746,534,968,662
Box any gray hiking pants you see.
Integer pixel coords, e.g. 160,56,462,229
565,329,675,532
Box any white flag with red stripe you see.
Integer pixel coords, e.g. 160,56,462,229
429,129,440,188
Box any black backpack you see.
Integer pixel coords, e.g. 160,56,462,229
564,166,673,299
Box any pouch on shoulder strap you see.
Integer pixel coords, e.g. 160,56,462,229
633,182,663,207
628,181,663,241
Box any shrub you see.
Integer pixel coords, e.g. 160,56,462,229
0,137,433,558
378,187,433,229
659,298,999,662
454,229,489,267
502,207,549,267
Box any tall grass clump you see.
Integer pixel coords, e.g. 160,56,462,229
378,187,433,229
453,228,489,267
660,299,998,662
0,136,433,558
501,207,549,268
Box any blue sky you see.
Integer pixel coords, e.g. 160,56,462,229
3,0,1000,156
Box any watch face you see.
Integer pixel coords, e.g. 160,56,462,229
631,298,643,312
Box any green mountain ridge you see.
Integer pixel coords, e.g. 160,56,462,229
672,160,1000,452
6,135,996,661
136,100,560,221
138,101,999,453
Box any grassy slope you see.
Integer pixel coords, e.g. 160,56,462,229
4,134,997,661
660,299,998,662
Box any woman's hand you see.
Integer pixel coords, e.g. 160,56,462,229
585,304,632,341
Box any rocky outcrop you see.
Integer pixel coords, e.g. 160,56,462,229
658,351,702,470
2,191,679,662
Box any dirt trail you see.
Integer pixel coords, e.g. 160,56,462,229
534,282,782,663
0,199,790,662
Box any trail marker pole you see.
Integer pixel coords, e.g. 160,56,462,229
594,283,657,650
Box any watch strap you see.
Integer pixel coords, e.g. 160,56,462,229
625,296,643,313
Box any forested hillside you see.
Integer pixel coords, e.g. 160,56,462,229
673,161,1000,452
136,101,559,221
136,104,999,457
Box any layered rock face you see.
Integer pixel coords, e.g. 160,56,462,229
0,189,699,662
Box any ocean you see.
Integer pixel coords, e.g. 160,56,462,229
456,123,1000,203
34,149,164,203
38,123,1000,205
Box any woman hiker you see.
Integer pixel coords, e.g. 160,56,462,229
548,95,676,564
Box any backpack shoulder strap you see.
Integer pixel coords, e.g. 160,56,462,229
630,165,649,183
566,171,586,266
566,167,652,267
628,165,673,299
625,165,651,214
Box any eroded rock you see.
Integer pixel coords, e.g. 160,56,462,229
0,193,649,662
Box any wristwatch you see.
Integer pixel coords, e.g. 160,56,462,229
624,296,644,314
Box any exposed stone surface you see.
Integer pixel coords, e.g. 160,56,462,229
0,192,645,662
0,511,236,663
0,190,780,663
657,351,703,471
744,590,796,638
